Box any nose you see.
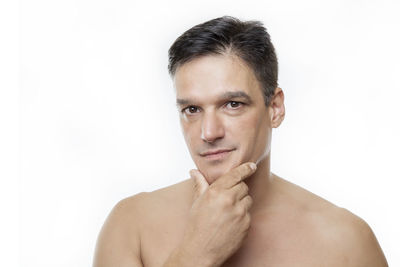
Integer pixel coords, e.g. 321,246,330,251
200,110,225,143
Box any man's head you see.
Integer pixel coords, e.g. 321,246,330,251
168,16,285,183
168,16,278,107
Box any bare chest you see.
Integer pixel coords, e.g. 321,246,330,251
139,214,342,267
140,214,187,267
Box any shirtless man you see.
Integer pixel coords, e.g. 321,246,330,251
93,16,388,267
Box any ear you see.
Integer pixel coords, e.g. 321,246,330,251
269,87,285,128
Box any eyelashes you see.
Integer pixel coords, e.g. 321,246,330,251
182,106,200,114
226,101,243,109
181,101,245,116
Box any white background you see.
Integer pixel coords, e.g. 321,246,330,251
1,0,399,266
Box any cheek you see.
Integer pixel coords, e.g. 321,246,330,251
252,116,271,160
232,113,269,158
181,123,200,151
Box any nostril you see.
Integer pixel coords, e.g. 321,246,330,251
201,130,224,143
200,113,225,143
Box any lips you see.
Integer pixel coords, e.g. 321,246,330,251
200,148,235,157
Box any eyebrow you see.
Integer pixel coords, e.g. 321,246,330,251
176,90,253,106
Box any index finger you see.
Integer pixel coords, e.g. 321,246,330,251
213,162,257,189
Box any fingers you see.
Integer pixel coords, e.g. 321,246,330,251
214,162,257,189
190,162,256,203
190,169,209,200
231,182,249,201
239,195,253,212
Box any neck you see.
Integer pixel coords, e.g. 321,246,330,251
245,153,274,215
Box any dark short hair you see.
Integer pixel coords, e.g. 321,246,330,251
168,16,278,107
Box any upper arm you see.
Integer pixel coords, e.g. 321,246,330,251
338,210,388,267
352,217,388,266
93,193,147,267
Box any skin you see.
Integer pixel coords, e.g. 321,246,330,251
93,54,388,267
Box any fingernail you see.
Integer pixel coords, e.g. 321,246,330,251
249,162,257,170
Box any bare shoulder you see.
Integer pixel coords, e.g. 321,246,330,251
274,175,388,266
93,179,193,266
328,207,388,266
93,192,147,267
105,178,192,223
137,178,194,215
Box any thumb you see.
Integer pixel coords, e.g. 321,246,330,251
190,169,209,200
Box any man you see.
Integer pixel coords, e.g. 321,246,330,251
93,16,388,266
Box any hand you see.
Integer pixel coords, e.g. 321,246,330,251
179,162,257,267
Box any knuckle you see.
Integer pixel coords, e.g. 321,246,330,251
242,164,252,174
242,195,252,208
235,206,247,217
220,194,235,207
236,164,251,179
241,183,249,194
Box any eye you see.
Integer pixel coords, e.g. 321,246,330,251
226,101,243,109
182,106,200,115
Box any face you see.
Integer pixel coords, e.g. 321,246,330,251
174,54,277,184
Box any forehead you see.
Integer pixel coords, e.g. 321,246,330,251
174,54,261,100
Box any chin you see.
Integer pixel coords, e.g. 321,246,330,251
202,168,226,184
196,158,242,184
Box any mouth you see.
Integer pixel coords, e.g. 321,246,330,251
200,148,235,161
